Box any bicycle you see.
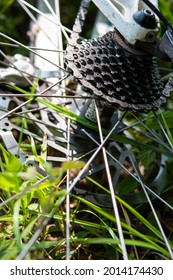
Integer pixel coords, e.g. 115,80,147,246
0,0,173,260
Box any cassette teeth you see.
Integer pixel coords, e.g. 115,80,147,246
66,30,170,112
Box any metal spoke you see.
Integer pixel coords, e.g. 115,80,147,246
18,0,71,39
153,110,173,150
81,128,173,211
0,74,69,121
0,32,68,73
130,112,173,154
129,153,173,260
66,118,71,260
94,101,128,260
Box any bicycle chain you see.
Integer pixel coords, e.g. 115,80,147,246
66,0,173,112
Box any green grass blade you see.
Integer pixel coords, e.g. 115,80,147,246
72,195,171,258
13,199,23,251
116,195,173,245
37,97,173,157
73,237,169,254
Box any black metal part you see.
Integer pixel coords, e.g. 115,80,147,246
133,9,158,29
66,29,170,112
141,0,173,31
139,0,173,63
158,29,173,63
79,98,116,128
135,38,170,61
135,29,173,63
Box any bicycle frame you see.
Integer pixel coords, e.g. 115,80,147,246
92,0,159,44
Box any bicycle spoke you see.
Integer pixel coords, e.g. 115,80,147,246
0,74,69,121
66,118,71,260
129,153,173,259
94,100,128,260
130,112,173,153
0,32,68,73
18,0,70,40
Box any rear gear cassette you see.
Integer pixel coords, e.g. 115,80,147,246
66,30,169,112
65,0,172,113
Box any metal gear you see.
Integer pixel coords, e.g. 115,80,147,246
66,29,171,112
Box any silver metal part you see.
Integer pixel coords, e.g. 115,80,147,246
92,0,159,44
0,54,34,87
0,95,28,162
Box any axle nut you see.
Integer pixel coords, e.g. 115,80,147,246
133,9,158,29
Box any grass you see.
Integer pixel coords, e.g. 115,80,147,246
1,96,173,260
0,152,172,260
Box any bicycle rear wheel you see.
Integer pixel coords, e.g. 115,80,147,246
0,0,173,260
